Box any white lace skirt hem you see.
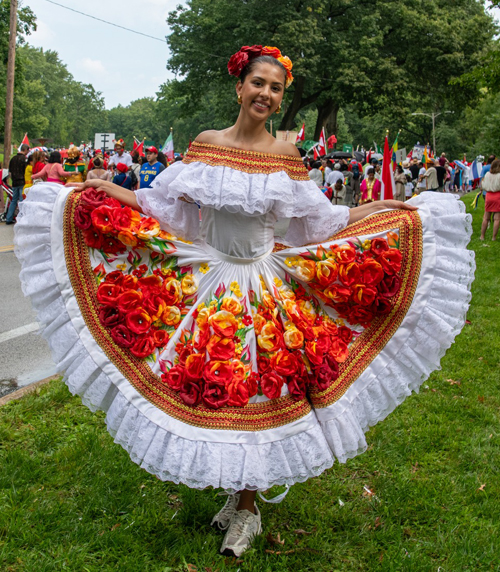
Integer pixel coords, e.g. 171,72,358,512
14,186,474,490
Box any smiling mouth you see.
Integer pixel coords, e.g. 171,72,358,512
253,101,270,110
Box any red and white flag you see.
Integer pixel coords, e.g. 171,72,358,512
381,135,395,200
296,123,305,142
313,146,320,160
406,148,413,162
18,133,30,152
318,128,327,155
133,137,145,157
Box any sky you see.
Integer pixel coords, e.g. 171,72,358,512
21,0,179,109
20,1,500,111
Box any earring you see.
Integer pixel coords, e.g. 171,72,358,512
237,95,242,104
276,104,282,114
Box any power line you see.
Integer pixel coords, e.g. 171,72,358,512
42,0,167,44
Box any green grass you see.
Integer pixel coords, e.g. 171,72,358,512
1,194,499,571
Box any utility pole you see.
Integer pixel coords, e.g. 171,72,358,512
3,0,18,170
411,110,453,156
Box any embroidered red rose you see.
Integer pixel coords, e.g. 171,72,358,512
110,324,136,348
316,259,338,287
204,360,233,385
101,235,126,255
339,262,361,287
91,205,115,234
246,372,260,398
261,371,285,400
83,228,104,250
338,325,353,344
257,355,271,374
227,379,249,407
80,188,107,209
324,283,351,304
305,340,326,366
177,345,193,366
125,308,152,335
185,353,206,380
193,326,210,352
348,306,375,328
378,249,402,275
359,258,384,285
314,355,339,391
287,374,307,401
378,274,402,297
370,238,389,256
103,197,121,209
99,305,123,328
372,297,393,315
179,378,202,407
153,329,169,347
329,338,349,363
161,364,185,391
143,294,166,321
271,350,298,377
117,290,143,313
209,310,239,338
207,335,236,361
130,334,155,358
352,284,378,307
202,380,230,409
332,244,356,264
74,205,92,230
97,282,122,306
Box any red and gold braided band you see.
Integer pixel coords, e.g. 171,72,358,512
183,141,310,181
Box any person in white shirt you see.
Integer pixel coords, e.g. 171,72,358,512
325,163,344,187
108,139,133,171
417,161,427,193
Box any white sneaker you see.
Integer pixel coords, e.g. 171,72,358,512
220,505,262,557
211,493,240,531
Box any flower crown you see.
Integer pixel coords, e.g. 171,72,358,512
227,45,293,88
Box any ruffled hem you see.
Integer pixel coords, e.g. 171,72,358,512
14,186,474,490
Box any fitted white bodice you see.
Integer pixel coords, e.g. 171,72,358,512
200,206,276,258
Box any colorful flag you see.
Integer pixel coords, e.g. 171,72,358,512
162,132,174,162
18,133,30,152
313,145,319,160
391,132,399,169
318,128,327,155
406,149,413,162
132,137,145,157
470,159,482,180
472,191,482,210
423,145,428,165
296,123,305,142
381,135,395,200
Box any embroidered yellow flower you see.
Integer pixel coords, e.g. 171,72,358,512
362,239,372,250
230,281,240,292
200,262,210,274
336,318,345,327
285,257,296,268
116,263,127,271
235,343,243,355
273,277,283,287
197,302,206,311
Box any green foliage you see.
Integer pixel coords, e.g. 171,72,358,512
1,196,500,570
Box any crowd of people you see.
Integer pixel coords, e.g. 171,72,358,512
0,138,180,225
303,152,499,209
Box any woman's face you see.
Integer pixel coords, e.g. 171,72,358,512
368,171,375,180
236,62,284,120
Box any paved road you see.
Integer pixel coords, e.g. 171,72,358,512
0,223,57,398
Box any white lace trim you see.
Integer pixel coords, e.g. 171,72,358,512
135,161,350,245
14,186,474,490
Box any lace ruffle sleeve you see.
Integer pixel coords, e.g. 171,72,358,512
135,162,201,241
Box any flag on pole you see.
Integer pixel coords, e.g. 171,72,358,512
313,145,319,160
318,128,327,155
380,134,395,200
162,131,174,162
132,137,145,157
391,131,400,169
296,123,305,142
327,134,337,149
472,191,482,210
406,148,413,162
18,133,30,152
423,145,429,165
366,148,372,165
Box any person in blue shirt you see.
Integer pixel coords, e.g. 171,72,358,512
112,162,133,189
139,146,166,188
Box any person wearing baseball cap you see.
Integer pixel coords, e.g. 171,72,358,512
139,146,165,189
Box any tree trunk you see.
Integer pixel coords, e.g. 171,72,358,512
314,98,337,140
278,76,306,131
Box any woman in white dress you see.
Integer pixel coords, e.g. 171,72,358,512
14,46,474,557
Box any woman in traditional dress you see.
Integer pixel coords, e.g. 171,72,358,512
359,167,381,203
14,46,474,558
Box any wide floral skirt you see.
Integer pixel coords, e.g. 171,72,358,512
14,186,475,491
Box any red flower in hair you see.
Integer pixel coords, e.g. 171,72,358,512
228,51,250,77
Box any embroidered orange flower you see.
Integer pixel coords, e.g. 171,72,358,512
207,335,236,361
262,46,281,58
113,206,141,233
297,300,316,325
387,232,399,248
117,289,143,313
329,338,349,362
253,313,266,335
196,307,212,329
316,259,338,287
162,305,181,326
126,308,152,335
153,329,169,347
295,258,316,282
231,360,246,383
117,230,138,248
227,378,249,407
97,282,122,306
378,249,402,275
221,297,243,316
257,322,283,352
204,360,233,385
332,244,356,264
136,217,161,240
305,340,326,366
283,326,304,350
209,310,239,338
271,350,298,376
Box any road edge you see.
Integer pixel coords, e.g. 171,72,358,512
0,375,61,407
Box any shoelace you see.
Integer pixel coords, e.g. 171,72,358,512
228,511,253,537
218,498,238,520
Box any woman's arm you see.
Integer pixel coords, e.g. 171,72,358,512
348,199,418,225
67,178,142,211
